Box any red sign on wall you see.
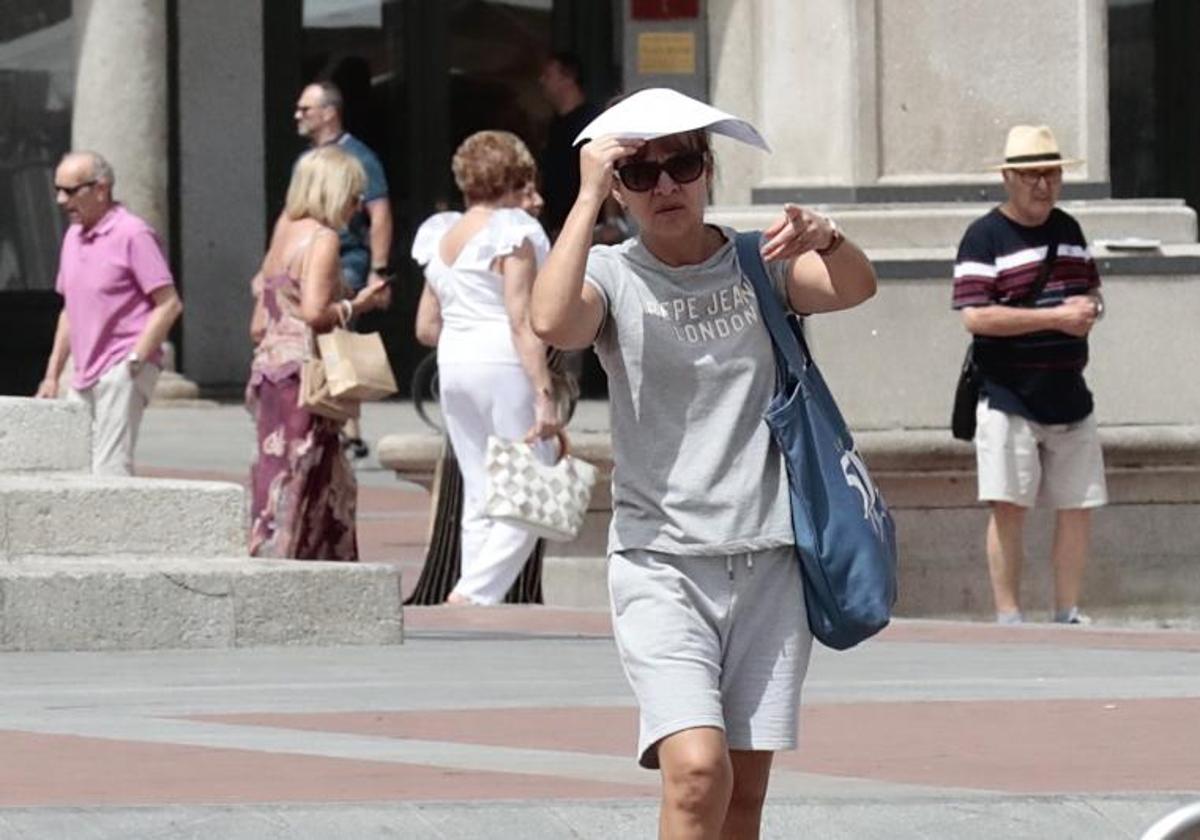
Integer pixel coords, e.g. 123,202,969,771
631,0,700,20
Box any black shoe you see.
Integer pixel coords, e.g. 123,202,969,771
344,436,370,460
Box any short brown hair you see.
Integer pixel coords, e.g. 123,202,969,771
451,131,537,204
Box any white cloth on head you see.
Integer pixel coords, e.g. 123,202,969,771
411,208,551,366
573,87,770,151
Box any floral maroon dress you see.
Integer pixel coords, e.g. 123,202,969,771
246,258,357,561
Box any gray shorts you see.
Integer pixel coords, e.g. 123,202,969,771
608,545,813,769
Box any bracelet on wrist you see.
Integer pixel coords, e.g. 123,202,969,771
816,216,844,255
816,227,846,257
334,299,353,327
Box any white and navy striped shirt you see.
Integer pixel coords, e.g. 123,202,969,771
951,208,1101,423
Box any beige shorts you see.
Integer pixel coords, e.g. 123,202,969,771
974,398,1108,509
608,546,813,769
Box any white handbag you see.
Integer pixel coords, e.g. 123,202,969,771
484,432,598,542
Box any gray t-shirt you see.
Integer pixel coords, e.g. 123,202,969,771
585,225,795,556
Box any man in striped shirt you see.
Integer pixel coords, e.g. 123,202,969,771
952,125,1107,625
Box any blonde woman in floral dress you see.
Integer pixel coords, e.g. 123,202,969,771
247,145,390,559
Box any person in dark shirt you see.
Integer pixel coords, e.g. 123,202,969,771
537,53,625,396
537,52,604,240
952,125,1107,626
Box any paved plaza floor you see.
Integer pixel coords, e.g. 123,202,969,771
1,402,1197,838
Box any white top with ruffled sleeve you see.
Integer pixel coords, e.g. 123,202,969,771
411,208,551,365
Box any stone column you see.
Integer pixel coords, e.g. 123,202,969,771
709,0,880,205
71,0,169,235
176,0,268,389
71,1,198,400
707,0,762,206
709,0,1110,204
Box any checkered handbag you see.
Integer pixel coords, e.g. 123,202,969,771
484,433,598,542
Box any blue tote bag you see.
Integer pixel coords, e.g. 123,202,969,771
735,232,898,650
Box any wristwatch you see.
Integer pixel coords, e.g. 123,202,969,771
126,350,142,374
815,218,845,257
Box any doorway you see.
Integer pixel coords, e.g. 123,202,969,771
1108,0,1200,217
267,0,621,395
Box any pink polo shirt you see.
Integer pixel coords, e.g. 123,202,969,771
55,204,174,390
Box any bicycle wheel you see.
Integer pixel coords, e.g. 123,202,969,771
411,351,442,432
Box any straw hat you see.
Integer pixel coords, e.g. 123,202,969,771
989,125,1083,171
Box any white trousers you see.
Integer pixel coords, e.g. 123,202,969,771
68,360,160,476
438,361,542,604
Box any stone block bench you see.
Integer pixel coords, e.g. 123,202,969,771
379,425,1200,622
0,397,404,651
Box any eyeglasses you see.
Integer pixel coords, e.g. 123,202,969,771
615,151,706,192
295,103,327,115
54,180,97,197
1014,167,1063,186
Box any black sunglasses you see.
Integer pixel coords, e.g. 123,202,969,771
615,151,706,192
54,180,97,197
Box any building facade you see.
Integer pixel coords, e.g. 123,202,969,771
1,0,1195,399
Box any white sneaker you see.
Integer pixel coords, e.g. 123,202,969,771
1054,607,1093,625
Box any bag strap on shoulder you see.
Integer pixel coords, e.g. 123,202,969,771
734,231,809,377
1017,211,1061,307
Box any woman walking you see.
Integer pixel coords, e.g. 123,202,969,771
247,145,390,560
530,89,878,838
412,130,561,604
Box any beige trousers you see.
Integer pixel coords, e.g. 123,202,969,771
68,360,160,475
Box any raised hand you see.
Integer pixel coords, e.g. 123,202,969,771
579,135,645,204
760,203,837,262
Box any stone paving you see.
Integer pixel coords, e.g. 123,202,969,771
2,611,1198,837
0,403,1197,838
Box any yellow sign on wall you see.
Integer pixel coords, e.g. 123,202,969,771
637,32,696,75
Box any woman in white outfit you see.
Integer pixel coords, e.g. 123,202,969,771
412,130,561,605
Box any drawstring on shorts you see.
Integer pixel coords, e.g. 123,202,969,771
727,554,757,580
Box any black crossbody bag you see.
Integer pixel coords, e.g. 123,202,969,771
951,220,1060,441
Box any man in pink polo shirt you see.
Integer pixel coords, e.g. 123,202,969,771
35,151,183,475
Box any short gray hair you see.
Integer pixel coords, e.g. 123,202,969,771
76,150,115,187
313,80,343,114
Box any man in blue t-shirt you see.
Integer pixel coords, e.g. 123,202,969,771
293,80,393,458
952,125,1107,626
294,80,393,292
